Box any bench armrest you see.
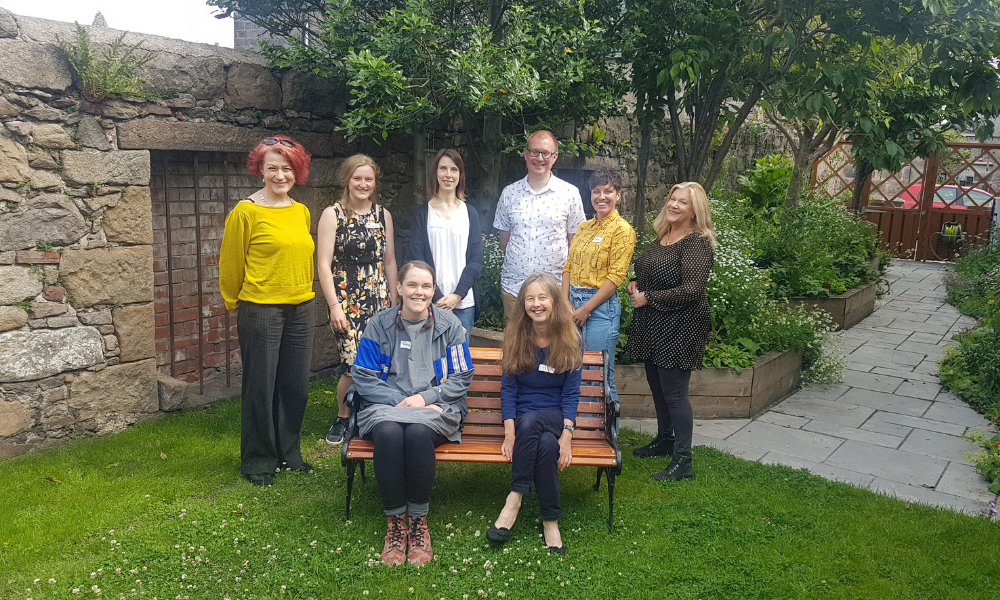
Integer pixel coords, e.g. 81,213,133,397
602,350,622,474
340,386,360,467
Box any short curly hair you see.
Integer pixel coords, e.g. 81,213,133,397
588,167,622,192
246,135,312,185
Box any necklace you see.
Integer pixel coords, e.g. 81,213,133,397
258,192,291,207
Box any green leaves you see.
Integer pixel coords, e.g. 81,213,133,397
217,0,619,146
57,25,155,103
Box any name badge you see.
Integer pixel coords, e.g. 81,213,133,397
365,222,382,229
592,236,604,243
400,341,412,349
538,364,555,374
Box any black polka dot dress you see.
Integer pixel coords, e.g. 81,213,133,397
626,233,714,371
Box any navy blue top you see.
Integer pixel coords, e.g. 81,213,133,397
500,346,582,424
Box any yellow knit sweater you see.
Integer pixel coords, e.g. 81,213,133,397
219,200,315,310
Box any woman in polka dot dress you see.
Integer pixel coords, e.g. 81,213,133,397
625,182,716,481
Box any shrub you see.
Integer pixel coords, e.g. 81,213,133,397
474,234,506,331
717,157,884,299
961,425,1000,494
58,24,155,103
735,154,793,222
941,241,1000,414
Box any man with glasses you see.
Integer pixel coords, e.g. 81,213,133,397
493,130,586,319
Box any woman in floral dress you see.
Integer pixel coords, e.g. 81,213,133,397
317,154,399,444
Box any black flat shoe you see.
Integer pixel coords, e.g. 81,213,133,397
486,524,513,544
652,456,695,481
548,545,567,555
248,473,273,487
487,513,519,544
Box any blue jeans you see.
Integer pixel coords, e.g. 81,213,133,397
452,306,475,345
569,285,620,404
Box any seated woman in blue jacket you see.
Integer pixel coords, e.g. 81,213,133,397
486,273,582,555
351,260,474,567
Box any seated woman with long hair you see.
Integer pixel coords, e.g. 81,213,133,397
350,261,474,567
486,273,582,555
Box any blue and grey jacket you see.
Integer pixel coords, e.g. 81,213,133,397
351,305,474,441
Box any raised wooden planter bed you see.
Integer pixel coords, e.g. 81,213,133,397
617,350,802,420
786,283,876,330
471,327,504,348
472,326,802,420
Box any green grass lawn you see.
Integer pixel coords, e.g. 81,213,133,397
2,378,998,600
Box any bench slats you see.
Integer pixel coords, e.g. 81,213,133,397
469,348,605,367
460,425,607,440
345,438,618,467
466,380,606,397
464,398,606,414
472,364,606,382
463,412,605,429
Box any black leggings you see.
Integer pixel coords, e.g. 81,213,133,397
644,362,693,459
364,421,447,517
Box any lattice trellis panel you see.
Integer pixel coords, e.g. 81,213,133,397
812,141,998,260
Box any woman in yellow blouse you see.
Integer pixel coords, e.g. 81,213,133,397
562,168,636,403
219,136,316,487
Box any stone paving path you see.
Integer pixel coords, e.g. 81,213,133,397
623,259,998,517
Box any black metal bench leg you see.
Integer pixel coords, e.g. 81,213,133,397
607,470,617,532
594,467,604,492
360,459,367,484
345,460,358,519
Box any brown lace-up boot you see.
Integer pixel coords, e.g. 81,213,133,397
406,515,433,566
381,515,407,566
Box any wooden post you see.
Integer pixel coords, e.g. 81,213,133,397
915,153,940,261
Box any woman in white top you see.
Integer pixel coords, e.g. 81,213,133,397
409,149,483,343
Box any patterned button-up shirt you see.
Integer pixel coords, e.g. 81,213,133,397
493,175,586,295
563,210,636,288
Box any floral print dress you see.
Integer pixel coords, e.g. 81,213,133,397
330,202,391,369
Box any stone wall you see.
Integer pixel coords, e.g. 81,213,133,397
0,8,419,458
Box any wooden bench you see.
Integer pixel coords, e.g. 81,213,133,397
341,348,622,531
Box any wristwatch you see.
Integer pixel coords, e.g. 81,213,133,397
563,424,575,433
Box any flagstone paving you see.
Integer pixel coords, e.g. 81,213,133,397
623,259,998,518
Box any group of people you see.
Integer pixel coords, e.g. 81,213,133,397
217,130,717,567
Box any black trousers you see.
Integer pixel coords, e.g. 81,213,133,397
644,362,693,459
510,408,564,521
364,421,447,517
237,299,315,476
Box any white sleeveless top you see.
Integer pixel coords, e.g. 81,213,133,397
427,203,475,310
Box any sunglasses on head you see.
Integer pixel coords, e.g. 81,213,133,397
263,138,295,147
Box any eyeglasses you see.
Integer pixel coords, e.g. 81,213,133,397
263,138,295,147
525,148,557,159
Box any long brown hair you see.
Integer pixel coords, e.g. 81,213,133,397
338,154,381,204
502,273,582,375
426,148,467,200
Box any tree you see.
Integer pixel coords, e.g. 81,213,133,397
619,0,835,198
763,0,1000,210
209,0,622,212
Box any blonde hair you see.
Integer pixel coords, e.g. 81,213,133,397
652,182,717,248
502,274,582,375
338,154,381,203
